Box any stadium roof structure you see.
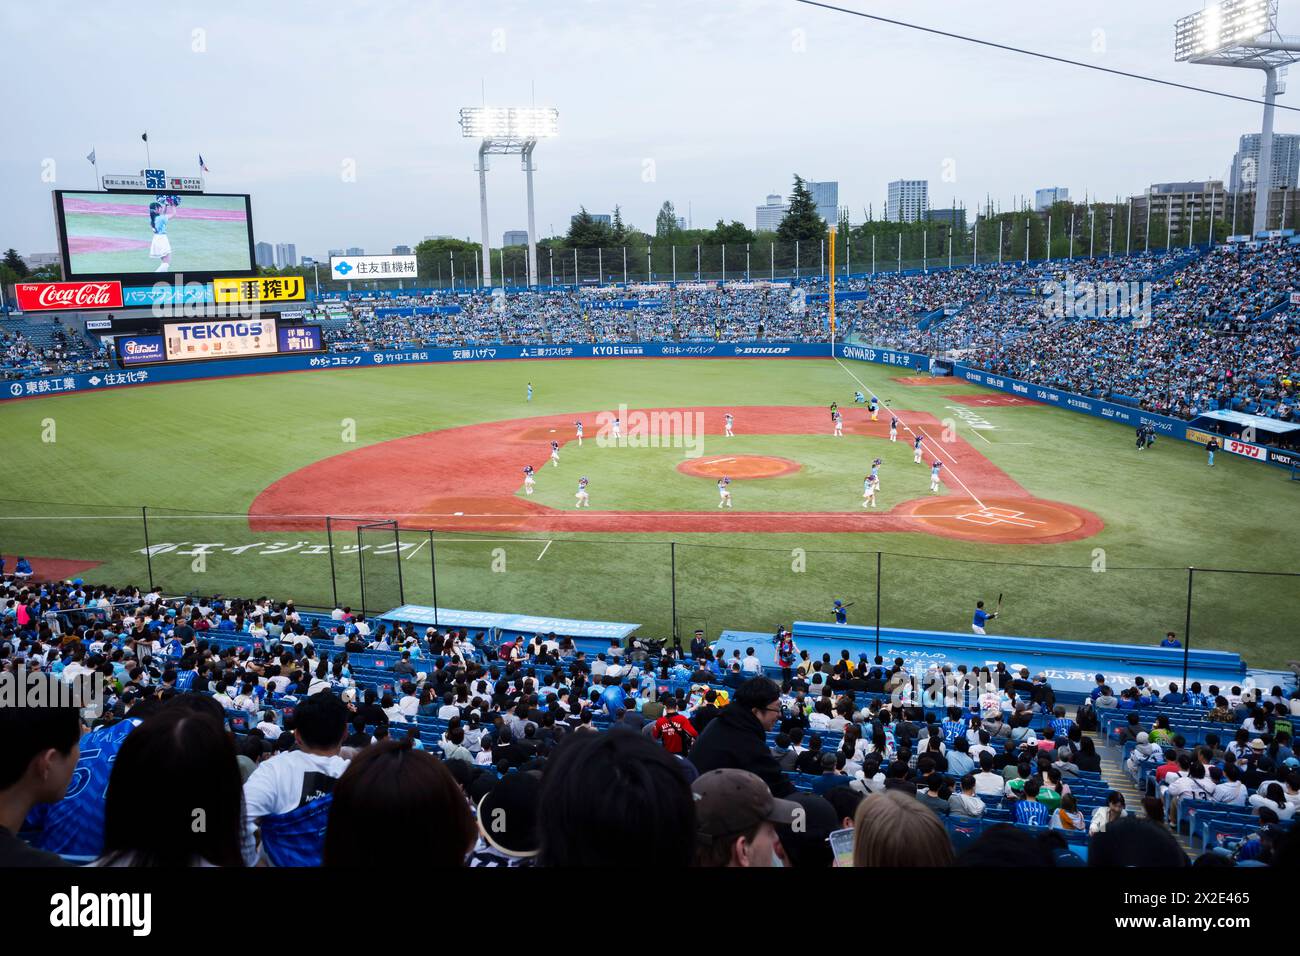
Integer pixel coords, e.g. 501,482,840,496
1193,408,1300,434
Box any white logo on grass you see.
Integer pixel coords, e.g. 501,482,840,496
595,403,704,457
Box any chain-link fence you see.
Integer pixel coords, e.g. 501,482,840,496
2,501,1296,666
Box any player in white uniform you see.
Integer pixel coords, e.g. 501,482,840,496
550,439,560,467
913,434,924,464
575,421,584,446
889,417,898,442
724,413,734,437
930,460,943,493
575,476,590,508
523,464,535,495
717,477,733,509
611,417,621,442
862,474,877,508
832,410,843,437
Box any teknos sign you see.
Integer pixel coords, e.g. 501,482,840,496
15,280,123,311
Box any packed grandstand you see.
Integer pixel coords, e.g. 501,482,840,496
3,576,1298,868
4,240,1296,424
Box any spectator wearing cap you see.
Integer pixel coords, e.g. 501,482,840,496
468,770,541,867
692,768,800,867
689,676,794,797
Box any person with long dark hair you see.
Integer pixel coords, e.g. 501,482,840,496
147,199,172,272
323,739,475,867
96,708,246,866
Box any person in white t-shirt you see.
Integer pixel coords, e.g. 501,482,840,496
381,693,408,724
740,648,763,675
242,692,351,865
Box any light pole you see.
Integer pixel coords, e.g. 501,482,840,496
459,107,559,287
1175,1,1300,235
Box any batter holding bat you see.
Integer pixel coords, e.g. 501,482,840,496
971,594,1002,635
832,599,855,624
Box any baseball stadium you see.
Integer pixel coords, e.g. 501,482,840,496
3,0,1300,896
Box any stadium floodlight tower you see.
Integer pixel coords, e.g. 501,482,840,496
1175,0,1300,235
459,107,559,288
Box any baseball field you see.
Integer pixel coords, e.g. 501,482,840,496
2,356,1298,666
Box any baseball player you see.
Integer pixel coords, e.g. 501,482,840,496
853,390,866,404
830,400,839,421
832,409,843,437
869,457,882,491
611,417,622,443
971,600,998,635
575,476,590,508
1206,436,1219,466
862,474,877,508
868,396,879,422
913,433,924,464
523,464,536,495
550,439,560,467
717,476,733,509
724,413,734,437
527,382,533,402
575,420,584,446
832,600,849,624
929,460,943,493
889,417,899,442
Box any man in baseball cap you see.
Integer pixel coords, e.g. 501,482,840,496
691,768,801,867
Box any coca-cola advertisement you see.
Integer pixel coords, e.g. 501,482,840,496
15,280,123,311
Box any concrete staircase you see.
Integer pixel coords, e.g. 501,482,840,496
1092,729,1198,859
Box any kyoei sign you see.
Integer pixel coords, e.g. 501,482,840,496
16,281,123,311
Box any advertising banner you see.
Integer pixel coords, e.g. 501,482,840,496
329,254,418,281
163,318,279,361
15,280,123,311
117,335,166,367
211,276,305,303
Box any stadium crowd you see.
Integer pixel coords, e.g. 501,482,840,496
3,572,1299,868
5,240,1298,421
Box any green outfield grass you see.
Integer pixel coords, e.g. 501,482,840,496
524,434,933,512
1,357,1298,665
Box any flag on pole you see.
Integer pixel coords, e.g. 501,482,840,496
199,154,209,173
86,148,96,166
141,132,148,143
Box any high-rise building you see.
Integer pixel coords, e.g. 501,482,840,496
1229,132,1300,193
926,207,968,232
21,252,60,270
328,249,344,258
275,243,297,268
675,216,687,231
255,242,275,268
392,244,412,255
503,230,529,247
1130,181,1229,234
806,181,840,226
571,212,612,228
756,193,789,232
1035,187,1070,211
886,180,928,223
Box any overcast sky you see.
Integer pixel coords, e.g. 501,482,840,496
1,0,1293,257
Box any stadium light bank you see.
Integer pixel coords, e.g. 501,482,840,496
1175,0,1300,235
459,106,559,290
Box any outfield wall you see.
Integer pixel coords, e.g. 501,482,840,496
945,363,1295,471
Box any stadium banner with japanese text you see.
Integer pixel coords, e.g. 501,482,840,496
211,276,305,303
329,254,418,281
834,343,930,371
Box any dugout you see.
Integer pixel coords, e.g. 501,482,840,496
1186,409,1300,450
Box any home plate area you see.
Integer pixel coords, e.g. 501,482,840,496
898,496,1103,544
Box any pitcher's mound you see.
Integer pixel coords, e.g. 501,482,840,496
677,455,801,479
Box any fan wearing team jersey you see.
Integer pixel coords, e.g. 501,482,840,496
651,698,698,756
